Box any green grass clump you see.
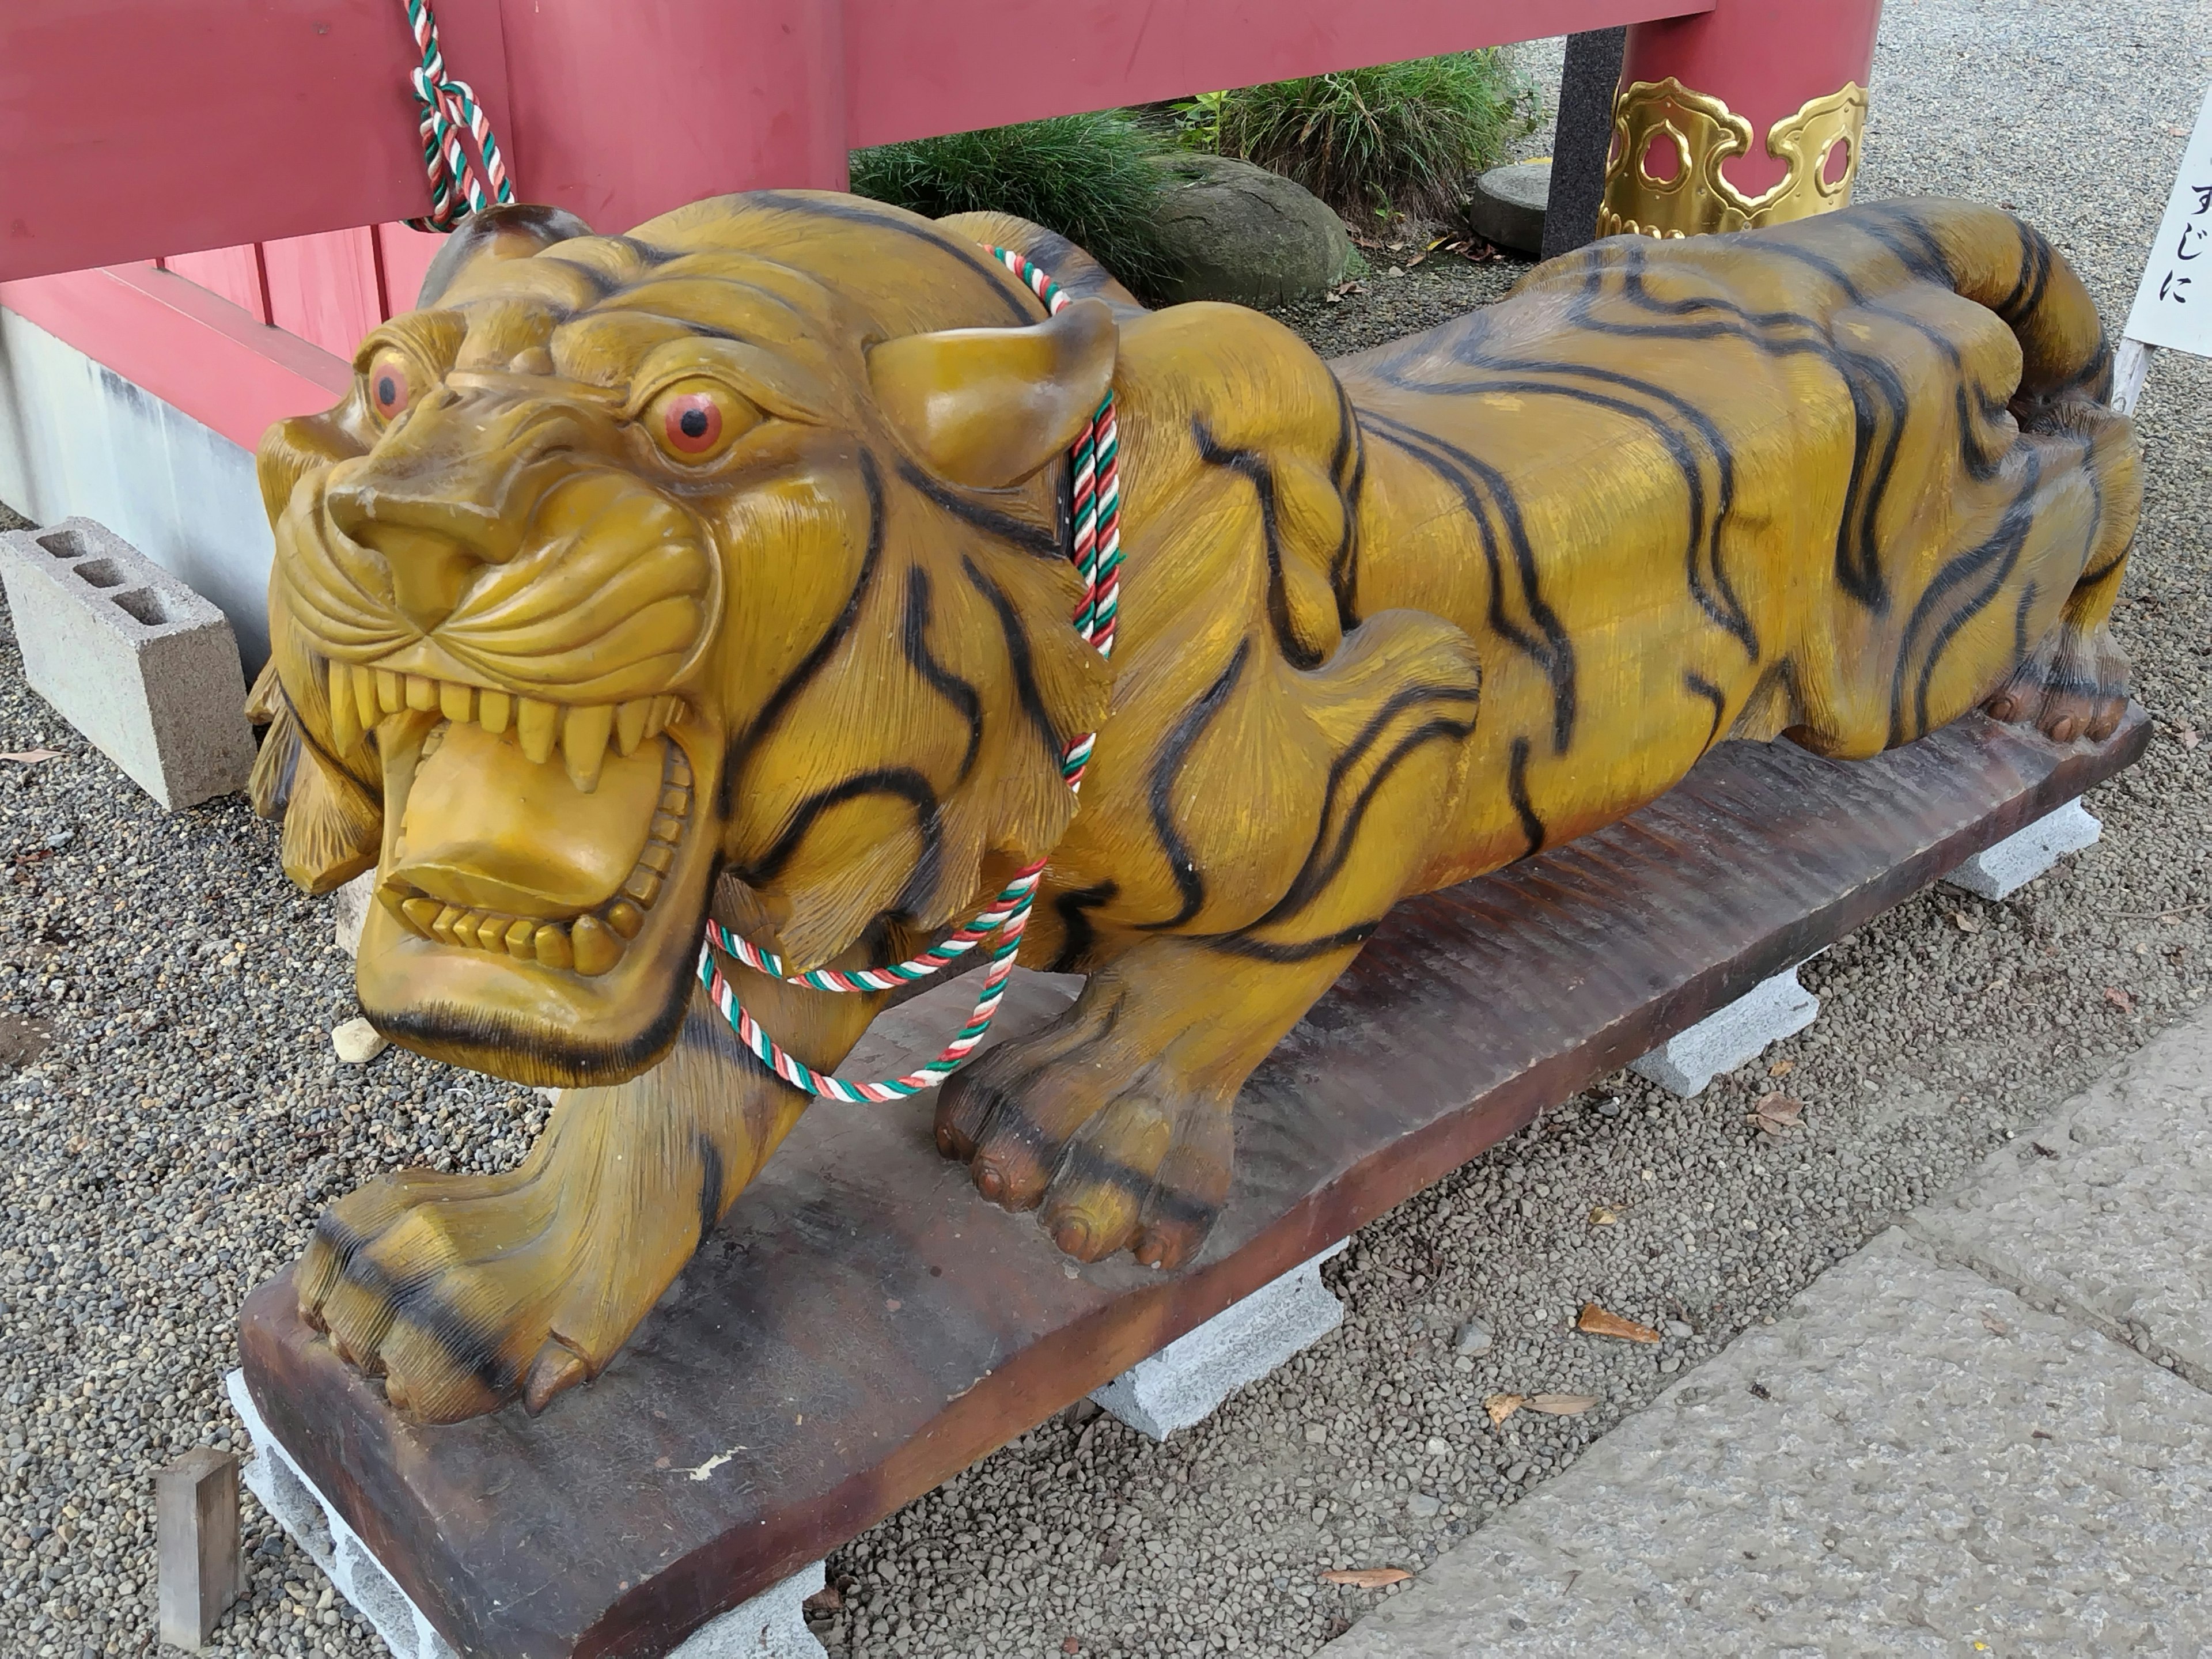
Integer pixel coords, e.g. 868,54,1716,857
849,111,1174,297
1192,51,1537,222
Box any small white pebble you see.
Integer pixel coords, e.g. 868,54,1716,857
330,1017,387,1065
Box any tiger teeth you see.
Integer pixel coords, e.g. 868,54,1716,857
561,704,615,793
317,662,686,771
516,697,558,765
386,743,694,974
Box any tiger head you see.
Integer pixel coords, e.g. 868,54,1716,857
251,195,1115,1088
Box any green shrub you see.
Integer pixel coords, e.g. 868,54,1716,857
849,111,1175,297
1191,51,1537,222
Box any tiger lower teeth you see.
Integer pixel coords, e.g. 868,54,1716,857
378,749,692,975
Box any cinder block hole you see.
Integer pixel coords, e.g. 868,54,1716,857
111,589,173,626
34,527,93,560
73,558,127,589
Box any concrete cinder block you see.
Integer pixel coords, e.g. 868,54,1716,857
227,1371,460,1659
1628,965,1820,1097
1091,1241,1349,1440
1941,798,2101,900
0,517,253,808
669,1560,827,1658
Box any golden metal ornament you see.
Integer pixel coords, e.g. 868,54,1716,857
1599,77,1869,239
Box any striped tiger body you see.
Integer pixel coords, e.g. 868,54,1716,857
251,192,2135,1421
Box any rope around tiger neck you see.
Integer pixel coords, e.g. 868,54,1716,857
695,247,1123,1103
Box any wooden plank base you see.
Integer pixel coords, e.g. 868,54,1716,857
239,710,2147,1658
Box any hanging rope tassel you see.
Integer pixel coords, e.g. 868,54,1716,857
401,0,516,232
698,247,1123,1099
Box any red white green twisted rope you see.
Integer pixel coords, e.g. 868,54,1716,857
697,247,1122,1102
402,0,515,232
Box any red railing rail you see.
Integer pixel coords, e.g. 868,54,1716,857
1,0,1709,285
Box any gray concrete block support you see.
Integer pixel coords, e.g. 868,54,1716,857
0,517,252,808
1628,965,1820,1097
1942,798,2102,900
229,1368,828,1657
1091,1241,1349,1440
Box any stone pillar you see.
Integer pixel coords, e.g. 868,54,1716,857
1541,28,1630,260
1601,0,1884,239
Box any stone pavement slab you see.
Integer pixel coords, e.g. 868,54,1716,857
1332,1005,2212,1657
1906,1010,2212,1389
1327,1227,2212,1658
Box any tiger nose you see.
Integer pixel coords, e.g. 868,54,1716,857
365,524,482,633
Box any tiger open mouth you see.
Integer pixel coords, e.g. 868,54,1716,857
369,676,695,976
331,657,724,1086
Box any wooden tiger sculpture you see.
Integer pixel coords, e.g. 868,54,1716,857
249,191,2138,1422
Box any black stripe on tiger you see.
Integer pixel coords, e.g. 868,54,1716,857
1377,350,1759,658
750,191,1041,323
960,553,1067,764
899,567,984,781
1359,408,1578,752
895,456,1065,560
1327,372,1368,630
1136,640,1251,932
1255,681,1482,928
1508,734,1545,857
694,1131,726,1243
1684,672,1728,751
1890,451,2045,743
737,766,944,901
1046,880,1119,973
1191,418,1328,671
722,448,887,817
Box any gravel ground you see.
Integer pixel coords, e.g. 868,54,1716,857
2,3,2207,1655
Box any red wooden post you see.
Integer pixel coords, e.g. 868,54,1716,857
1601,0,1884,238
495,0,849,236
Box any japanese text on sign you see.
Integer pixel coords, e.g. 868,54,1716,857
2124,83,2212,357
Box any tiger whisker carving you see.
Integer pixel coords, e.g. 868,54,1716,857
248,191,2138,1422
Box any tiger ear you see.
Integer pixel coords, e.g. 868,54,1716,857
868,297,1116,489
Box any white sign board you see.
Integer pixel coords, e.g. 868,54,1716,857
2123,82,2212,357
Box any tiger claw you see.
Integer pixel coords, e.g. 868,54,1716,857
524,1340,590,1415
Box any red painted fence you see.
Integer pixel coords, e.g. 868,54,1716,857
1,0,1712,451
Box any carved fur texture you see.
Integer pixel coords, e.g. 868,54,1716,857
253,192,2137,1421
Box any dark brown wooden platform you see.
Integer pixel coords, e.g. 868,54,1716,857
239,709,2148,1658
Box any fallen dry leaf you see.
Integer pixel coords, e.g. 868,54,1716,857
803,1584,843,1614
1527,1393,1599,1416
1767,1057,1796,1077
2104,986,2136,1014
1953,910,1984,933
1588,1205,1619,1225
2178,726,2201,751
1577,1303,1660,1343
1321,1567,1412,1589
1981,1312,2009,1336
1749,1093,1805,1135
0,749,62,766
1484,1392,1525,1424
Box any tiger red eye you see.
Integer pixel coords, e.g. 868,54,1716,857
367,353,412,421
662,392,723,454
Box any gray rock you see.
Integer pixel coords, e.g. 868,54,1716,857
1149,156,1351,306
1467,161,1551,256
1664,1320,1694,1339
1406,1494,1442,1520
1453,1319,1493,1357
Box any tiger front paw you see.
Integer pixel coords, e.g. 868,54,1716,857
935,1003,1233,1271
296,1099,717,1422
1983,623,2130,745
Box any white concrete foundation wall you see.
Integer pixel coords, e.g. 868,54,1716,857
0,306,275,670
